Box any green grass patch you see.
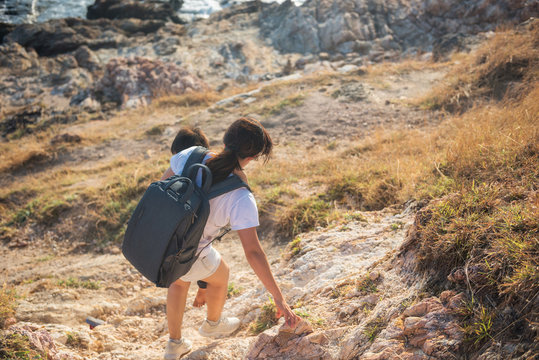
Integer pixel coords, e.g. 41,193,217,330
278,197,336,237
227,282,242,298
57,277,100,290
356,273,379,295
0,333,44,359
363,317,386,342
249,298,278,334
261,94,305,117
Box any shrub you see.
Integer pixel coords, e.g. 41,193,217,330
0,284,17,329
277,197,335,237
249,299,278,334
57,277,100,290
419,22,539,113
0,333,44,359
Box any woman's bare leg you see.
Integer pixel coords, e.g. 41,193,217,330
201,259,229,322
167,278,191,339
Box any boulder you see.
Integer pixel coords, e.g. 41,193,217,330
0,107,43,136
5,18,166,57
246,319,328,360
93,57,207,108
259,0,538,57
0,42,38,74
87,0,183,23
0,22,16,44
73,45,101,72
344,294,465,359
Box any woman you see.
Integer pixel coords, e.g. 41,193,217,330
163,117,300,359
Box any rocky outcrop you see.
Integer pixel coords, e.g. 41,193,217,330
355,292,466,359
7,325,81,360
259,0,539,57
0,42,38,73
93,57,207,108
4,17,166,57
87,0,183,23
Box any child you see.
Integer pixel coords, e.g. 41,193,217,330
165,126,210,308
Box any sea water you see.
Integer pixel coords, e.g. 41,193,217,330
0,0,305,24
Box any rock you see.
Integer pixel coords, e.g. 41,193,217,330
3,317,17,327
0,22,17,43
0,42,38,74
432,33,469,61
50,133,82,145
153,37,181,56
319,52,330,60
369,271,380,281
246,319,328,359
259,0,537,56
337,64,359,74
350,296,465,360
332,82,369,102
93,57,207,108
8,325,62,360
0,106,43,136
219,42,246,63
125,296,165,315
307,332,328,345
87,0,182,22
73,46,100,72
5,17,165,57
279,319,313,336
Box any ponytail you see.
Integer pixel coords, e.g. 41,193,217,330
206,117,273,185
205,148,240,184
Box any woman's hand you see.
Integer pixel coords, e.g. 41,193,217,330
275,298,301,328
238,227,301,328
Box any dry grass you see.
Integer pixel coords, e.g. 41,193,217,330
249,127,442,237
249,299,278,334
0,284,16,329
0,333,44,359
0,154,168,246
400,22,539,353
153,91,221,108
418,21,539,112
365,58,448,78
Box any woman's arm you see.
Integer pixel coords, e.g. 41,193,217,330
237,227,300,327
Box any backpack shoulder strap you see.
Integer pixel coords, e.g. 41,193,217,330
181,146,208,177
208,174,251,199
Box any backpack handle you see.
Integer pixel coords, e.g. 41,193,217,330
164,177,195,203
186,163,213,193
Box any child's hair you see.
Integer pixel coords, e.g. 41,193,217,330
206,117,272,185
170,126,210,154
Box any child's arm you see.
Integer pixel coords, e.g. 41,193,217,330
161,167,175,180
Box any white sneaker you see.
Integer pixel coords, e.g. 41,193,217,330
198,316,240,338
164,338,192,360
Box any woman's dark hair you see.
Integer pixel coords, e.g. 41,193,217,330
206,117,272,185
171,126,210,154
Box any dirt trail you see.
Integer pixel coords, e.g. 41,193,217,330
2,206,416,359
1,68,445,359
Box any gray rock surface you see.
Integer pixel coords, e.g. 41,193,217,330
259,0,538,56
94,56,207,108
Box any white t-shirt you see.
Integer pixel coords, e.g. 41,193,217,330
170,146,259,257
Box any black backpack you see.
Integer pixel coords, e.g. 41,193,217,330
122,146,250,288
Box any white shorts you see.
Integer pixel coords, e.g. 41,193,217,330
180,247,222,282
